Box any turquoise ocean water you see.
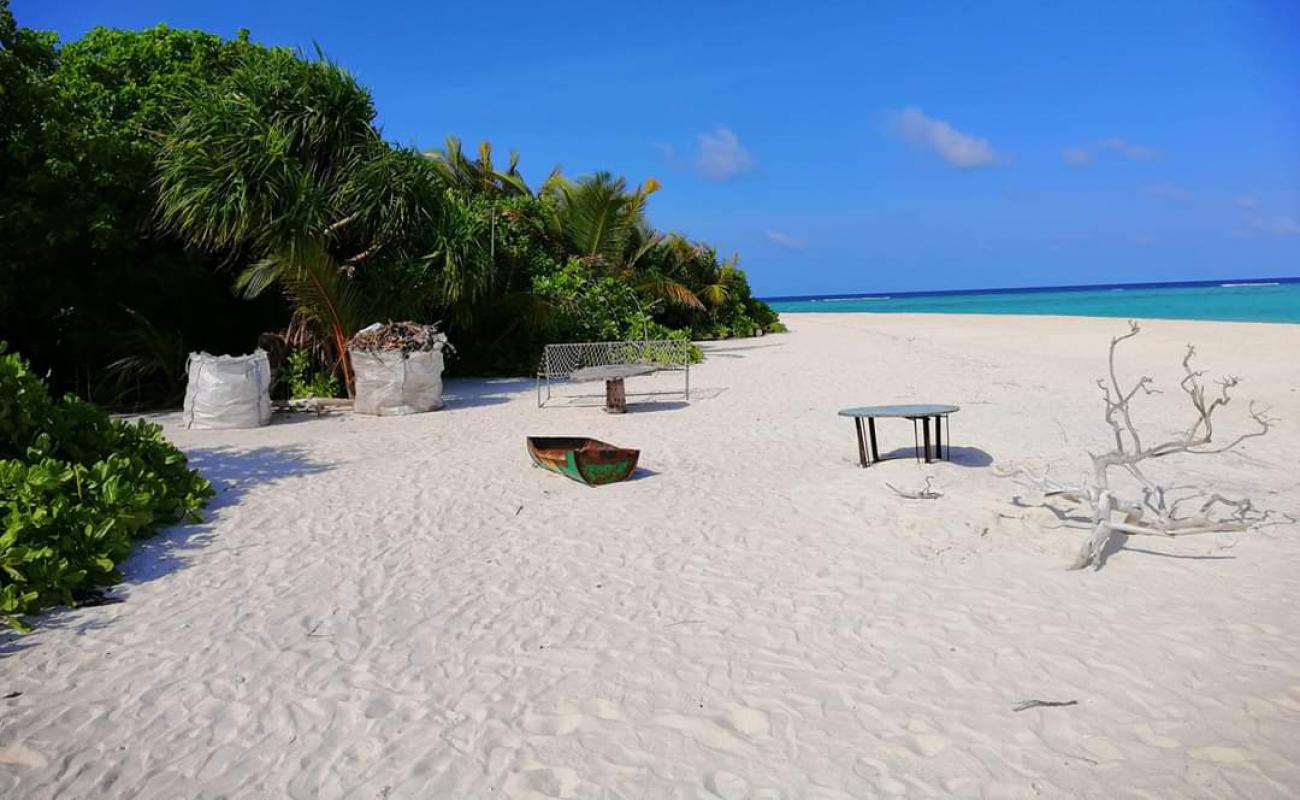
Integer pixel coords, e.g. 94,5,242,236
765,279,1300,324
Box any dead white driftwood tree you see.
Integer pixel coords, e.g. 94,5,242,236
1000,322,1273,570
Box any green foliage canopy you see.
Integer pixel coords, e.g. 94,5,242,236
0,7,285,402
1,3,782,401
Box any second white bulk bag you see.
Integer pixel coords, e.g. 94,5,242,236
349,348,445,416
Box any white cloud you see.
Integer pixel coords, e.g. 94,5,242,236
1098,138,1159,160
694,127,754,180
1143,183,1192,201
891,107,1001,168
764,230,805,251
1250,216,1300,236
1061,146,1091,165
1062,137,1159,166
1236,193,1259,209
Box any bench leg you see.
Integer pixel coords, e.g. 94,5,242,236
604,378,627,413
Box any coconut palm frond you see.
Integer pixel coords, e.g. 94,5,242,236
546,171,657,270
638,276,704,311
233,256,284,299
698,283,729,307
625,228,664,272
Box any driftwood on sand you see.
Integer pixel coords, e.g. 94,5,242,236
886,476,943,500
999,321,1276,570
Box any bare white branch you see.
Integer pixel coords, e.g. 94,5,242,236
886,476,943,500
1002,322,1275,570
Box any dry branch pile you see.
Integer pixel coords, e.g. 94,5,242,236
348,321,452,354
999,322,1277,570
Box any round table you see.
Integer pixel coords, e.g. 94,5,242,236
837,404,960,467
569,364,656,413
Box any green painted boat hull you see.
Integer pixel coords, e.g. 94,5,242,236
527,437,640,486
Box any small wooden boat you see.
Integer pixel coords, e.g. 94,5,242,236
526,437,640,486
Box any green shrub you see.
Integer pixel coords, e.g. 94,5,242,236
0,343,213,632
285,349,340,399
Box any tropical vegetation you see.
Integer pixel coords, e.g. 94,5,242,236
1,4,782,405
0,344,213,631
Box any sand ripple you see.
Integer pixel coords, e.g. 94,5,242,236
3,315,1299,797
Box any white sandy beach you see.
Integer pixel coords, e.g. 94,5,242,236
3,313,1300,799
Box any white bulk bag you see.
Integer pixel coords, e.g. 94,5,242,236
182,350,272,429
349,348,444,416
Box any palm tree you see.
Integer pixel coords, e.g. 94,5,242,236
426,136,530,198
544,173,707,314
231,240,366,379
154,50,455,393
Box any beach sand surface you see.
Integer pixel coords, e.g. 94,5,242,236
3,313,1300,798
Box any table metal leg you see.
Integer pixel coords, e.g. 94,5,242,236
867,418,880,463
933,415,943,461
853,418,868,467
922,416,932,463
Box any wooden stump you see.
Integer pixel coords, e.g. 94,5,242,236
604,378,627,414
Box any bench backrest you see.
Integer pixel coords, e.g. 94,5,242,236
539,340,690,378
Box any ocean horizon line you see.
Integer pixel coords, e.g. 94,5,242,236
759,275,1300,303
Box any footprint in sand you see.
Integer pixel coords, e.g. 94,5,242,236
0,743,47,769
705,770,749,799
653,714,748,754
1131,723,1180,749
521,712,584,736
908,733,949,757
502,765,582,798
581,697,621,720
1189,746,1252,764
721,706,770,739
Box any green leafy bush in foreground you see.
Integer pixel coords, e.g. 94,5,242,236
0,343,213,631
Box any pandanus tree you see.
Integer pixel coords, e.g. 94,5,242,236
154,50,457,393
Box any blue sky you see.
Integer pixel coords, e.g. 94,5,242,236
17,0,1300,296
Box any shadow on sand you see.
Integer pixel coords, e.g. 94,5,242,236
442,377,535,410
877,445,994,467
2,446,334,656
128,447,335,582
700,341,784,356
1094,538,1238,569
626,466,661,482
123,446,335,583
0,608,116,659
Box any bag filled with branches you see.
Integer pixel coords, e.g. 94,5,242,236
348,321,452,354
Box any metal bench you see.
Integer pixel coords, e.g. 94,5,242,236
537,340,691,407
